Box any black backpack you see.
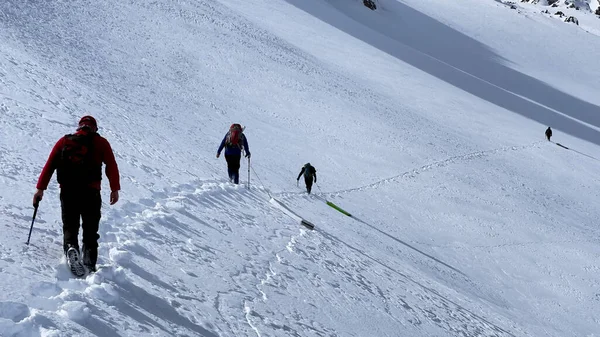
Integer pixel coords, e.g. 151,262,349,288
303,164,316,178
56,133,101,186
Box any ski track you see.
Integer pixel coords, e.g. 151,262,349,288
275,141,542,199
325,141,543,196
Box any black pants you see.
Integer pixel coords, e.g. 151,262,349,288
60,188,101,265
225,154,241,184
304,176,314,194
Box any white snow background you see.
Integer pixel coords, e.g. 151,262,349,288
1,0,600,336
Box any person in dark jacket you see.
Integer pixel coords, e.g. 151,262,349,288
217,124,250,184
545,127,552,141
297,163,317,194
33,116,120,272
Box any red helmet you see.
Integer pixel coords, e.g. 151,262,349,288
78,115,98,132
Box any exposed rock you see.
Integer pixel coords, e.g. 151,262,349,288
363,0,376,10
565,15,580,24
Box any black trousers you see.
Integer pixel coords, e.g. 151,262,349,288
225,154,241,184
60,188,101,264
304,176,314,194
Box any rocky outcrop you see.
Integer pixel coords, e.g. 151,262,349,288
565,15,580,24
363,0,376,10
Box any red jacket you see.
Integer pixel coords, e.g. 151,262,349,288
36,130,121,191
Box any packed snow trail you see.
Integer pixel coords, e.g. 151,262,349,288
274,141,542,199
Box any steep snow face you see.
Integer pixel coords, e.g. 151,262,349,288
401,0,600,107
1,0,600,336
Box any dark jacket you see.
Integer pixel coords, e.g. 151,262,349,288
297,165,317,182
217,132,250,157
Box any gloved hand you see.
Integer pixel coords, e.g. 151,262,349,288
33,190,43,207
216,153,220,158
110,190,119,205
245,152,251,158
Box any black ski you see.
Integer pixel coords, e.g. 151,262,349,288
301,220,315,230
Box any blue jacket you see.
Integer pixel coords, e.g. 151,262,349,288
217,133,250,156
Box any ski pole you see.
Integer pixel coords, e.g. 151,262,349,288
247,157,251,189
316,183,324,194
26,197,41,245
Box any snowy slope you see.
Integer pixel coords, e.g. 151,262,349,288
1,0,600,336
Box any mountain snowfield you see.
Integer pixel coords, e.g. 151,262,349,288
1,0,600,336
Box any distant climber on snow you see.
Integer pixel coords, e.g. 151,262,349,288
545,127,552,141
297,163,317,194
217,123,250,184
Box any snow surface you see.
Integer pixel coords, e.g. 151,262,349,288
1,0,600,336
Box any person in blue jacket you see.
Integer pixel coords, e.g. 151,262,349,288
217,124,250,184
